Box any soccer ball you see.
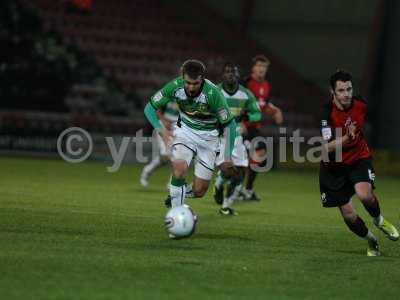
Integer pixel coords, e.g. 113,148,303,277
165,205,198,238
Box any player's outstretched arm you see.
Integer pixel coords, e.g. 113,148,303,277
144,103,162,130
144,79,178,143
222,119,237,160
144,103,172,145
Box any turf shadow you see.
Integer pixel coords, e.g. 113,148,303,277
195,233,254,242
335,249,365,256
174,260,203,266
335,249,400,260
132,188,166,194
107,241,206,251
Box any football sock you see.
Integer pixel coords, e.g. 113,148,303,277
230,183,242,201
222,183,242,209
215,171,227,189
373,215,384,226
363,196,381,219
185,183,194,198
246,168,257,190
363,230,377,242
222,196,233,209
344,215,369,238
170,177,186,208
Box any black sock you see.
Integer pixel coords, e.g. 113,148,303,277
344,216,368,238
226,183,234,198
246,169,257,190
363,196,381,218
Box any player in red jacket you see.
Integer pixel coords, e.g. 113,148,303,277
319,70,398,256
242,55,283,201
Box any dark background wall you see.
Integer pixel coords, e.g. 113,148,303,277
2,0,399,152
373,0,400,150
204,0,378,90
204,0,400,151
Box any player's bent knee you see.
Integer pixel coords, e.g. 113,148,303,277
354,183,373,201
172,160,188,178
192,176,210,197
341,210,357,223
356,189,374,203
230,168,245,184
339,203,357,221
193,187,207,197
356,190,373,203
219,162,234,179
192,183,209,197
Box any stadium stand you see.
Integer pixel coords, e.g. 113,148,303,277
27,0,322,135
0,0,328,141
1,0,136,116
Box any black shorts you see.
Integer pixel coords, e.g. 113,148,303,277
319,158,375,208
243,127,266,151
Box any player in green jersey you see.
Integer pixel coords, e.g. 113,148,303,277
214,62,261,215
144,59,237,208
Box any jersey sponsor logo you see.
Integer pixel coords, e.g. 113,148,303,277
184,109,212,117
153,91,163,102
218,108,228,121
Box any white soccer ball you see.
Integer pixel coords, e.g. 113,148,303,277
165,205,198,238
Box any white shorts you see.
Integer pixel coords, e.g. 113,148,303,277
215,135,248,167
171,123,219,180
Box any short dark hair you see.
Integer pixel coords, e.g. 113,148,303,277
252,54,270,66
330,70,352,90
222,62,235,71
181,59,206,79
222,62,240,77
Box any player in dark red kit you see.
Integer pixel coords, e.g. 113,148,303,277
242,55,283,201
319,70,398,256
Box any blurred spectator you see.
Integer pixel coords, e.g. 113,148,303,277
241,54,284,201
65,0,93,14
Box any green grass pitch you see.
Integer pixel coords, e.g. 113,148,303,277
1,157,399,299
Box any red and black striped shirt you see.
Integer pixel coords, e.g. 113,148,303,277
321,97,371,165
